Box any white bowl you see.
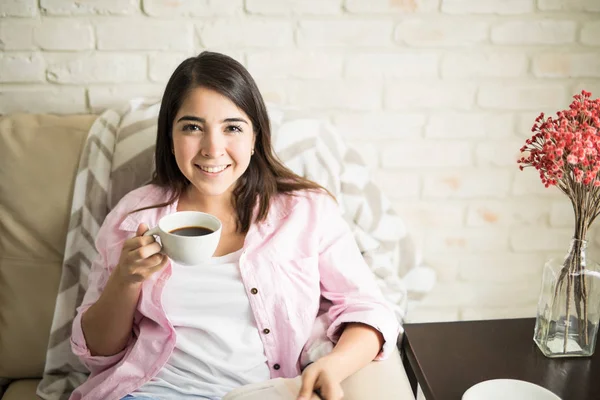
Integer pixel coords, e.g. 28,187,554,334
462,379,561,400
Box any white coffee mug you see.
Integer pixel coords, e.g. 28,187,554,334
143,211,222,266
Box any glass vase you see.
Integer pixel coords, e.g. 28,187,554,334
534,238,600,357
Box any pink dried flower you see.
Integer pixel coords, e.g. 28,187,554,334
518,91,600,191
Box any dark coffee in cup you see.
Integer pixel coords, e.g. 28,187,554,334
169,226,214,237
143,211,222,265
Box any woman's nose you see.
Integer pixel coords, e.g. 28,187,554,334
200,131,225,158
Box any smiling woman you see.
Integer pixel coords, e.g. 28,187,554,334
69,51,404,400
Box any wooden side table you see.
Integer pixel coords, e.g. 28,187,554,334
400,318,600,400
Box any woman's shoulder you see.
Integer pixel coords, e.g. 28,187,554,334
111,184,170,214
271,188,337,219
99,184,170,237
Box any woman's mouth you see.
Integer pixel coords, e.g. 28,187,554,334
195,164,231,175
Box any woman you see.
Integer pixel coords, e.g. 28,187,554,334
70,51,400,400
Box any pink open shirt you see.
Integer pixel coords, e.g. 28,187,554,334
70,185,401,400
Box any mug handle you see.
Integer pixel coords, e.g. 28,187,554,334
143,227,160,237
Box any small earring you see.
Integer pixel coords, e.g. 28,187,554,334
251,149,255,155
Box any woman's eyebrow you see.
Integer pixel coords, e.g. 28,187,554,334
177,115,204,123
222,117,249,125
176,116,249,125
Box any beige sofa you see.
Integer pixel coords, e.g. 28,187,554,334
0,113,97,399
0,113,415,400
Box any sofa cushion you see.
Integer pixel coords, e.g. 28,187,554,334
0,114,97,379
3,379,42,400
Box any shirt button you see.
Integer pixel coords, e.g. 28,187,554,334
273,364,280,370
263,328,270,334
250,288,258,295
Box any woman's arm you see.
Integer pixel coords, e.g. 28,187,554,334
320,322,384,381
81,274,143,356
81,223,168,356
297,323,384,400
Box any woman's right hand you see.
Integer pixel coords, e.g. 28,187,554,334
114,223,169,285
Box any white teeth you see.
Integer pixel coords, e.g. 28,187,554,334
199,165,227,173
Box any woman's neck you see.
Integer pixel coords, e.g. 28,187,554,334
178,187,238,227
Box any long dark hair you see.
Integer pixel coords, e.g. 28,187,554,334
138,51,332,233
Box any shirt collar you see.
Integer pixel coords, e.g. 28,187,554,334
118,186,302,232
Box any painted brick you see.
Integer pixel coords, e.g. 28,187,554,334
581,22,600,46
478,84,568,110
461,304,537,321
533,53,600,78
0,19,36,50
418,281,538,307
200,20,293,48
393,201,465,228
395,19,488,47
510,227,573,251
346,53,439,78
423,170,512,198
40,0,139,15
0,0,37,17
426,113,514,139
46,53,147,84
246,0,342,15
550,200,574,227
34,19,93,50
491,20,577,45
517,112,545,137
572,83,600,98
88,84,164,112
143,0,241,16
441,52,528,78
332,112,426,139
381,140,473,168
97,20,193,51
0,86,86,114
422,254,460,283
386,82,476,110
466,200,552,227
458,253,544,283
538,0,600,12
247,51,343,79
512,171,564,196
0,53,45,83
287,80,381,110
345,0,440,14
297,20,394,47
148,52,190,82
405,306,460,323
255,78,288,104
475,140,523,167
442,0,534,14
425,227,510,253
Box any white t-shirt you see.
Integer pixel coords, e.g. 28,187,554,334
133,249,271,399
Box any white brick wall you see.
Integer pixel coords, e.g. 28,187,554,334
2,0,600,324
0,53,45,83
491,20,578,44
0,0,37,17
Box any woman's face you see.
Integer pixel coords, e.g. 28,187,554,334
172,86,255,200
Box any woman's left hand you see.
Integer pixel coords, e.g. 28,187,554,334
297,357,344,400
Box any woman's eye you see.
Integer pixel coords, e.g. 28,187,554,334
182,124,201,132
226,125,242,134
